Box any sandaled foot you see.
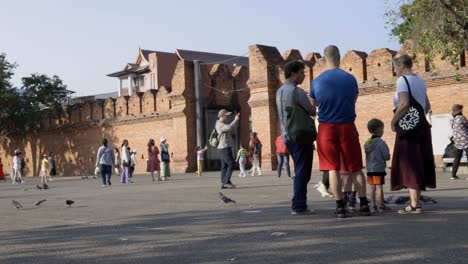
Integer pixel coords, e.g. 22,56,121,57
398,205,423,214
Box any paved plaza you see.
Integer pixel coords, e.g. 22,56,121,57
1,169,468,264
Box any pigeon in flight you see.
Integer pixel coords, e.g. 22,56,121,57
219,192,236,204
66,200,75,207
12,200,22,209
36,184,43,190
34,199,47,206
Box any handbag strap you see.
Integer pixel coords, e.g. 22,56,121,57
401,76,413,99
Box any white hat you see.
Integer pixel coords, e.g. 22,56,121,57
160,136,167,143
133,149,137,154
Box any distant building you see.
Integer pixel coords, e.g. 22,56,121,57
107,48,248,96
71,92,118,104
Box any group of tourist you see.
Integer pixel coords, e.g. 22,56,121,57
274,45,441,218
3,150,56,185
95,137,172,187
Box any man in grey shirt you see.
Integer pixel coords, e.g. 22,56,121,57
276,60,316,215
216,109,240,189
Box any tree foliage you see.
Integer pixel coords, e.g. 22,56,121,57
386,0,468,64
0,53,69,136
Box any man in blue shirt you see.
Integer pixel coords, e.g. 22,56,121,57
310,45,370,218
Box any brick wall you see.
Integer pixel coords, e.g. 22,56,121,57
1,44,466,176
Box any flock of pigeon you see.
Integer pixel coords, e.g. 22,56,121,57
11,182,75,210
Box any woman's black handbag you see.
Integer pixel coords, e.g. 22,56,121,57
395,76,427,135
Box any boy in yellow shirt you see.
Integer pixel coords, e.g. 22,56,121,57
41,154,50,183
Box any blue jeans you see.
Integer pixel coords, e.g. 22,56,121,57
285,141,313,211
220,147,235,185
100,164,112,185
277,154,290,177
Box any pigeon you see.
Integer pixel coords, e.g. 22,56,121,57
12,200,22,209
36,184,43,190
81,176,86,179
66,200,75,207
42,183,49,189
34,199,47,206
219,192,236,204
394,196,410,204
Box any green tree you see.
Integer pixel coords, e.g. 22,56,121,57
0,53,69,135
0,53,22,135
386,0,468,64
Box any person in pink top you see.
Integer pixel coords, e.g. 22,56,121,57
275,135,290,178
146,139,161,181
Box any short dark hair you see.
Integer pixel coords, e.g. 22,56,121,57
102,138,108,147
284,60,305,79
367,118,384,134
393,53,413,69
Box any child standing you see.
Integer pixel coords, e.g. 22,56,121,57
129,149,137,183
40,154,49,183
196,146,208,177
364,118,391,213
236,145,248,177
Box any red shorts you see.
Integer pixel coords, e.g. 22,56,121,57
317,122,363,172
367,176,385,185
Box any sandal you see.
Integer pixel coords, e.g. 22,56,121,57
398,204,423,214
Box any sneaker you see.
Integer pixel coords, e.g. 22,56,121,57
291,209,315,215
107,180,112,186
378,206,392,213
221,183,236,189
359,205,371,216
335,207,346,218
316,182,333,198
450,176,460,180
370,206,378,213
102,185,107,187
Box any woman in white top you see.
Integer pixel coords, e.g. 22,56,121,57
390,53,436,214
120,139,130,183
12,150,24,184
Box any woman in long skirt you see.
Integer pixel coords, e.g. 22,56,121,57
390,53,436,214
146,139,161,181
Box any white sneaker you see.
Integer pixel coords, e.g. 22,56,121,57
316,182,333,198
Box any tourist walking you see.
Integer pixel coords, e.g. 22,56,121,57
96,138,115,187
40,154,49,183
249,132,262,176
450,104,468,180
275,135,290,178
310,45,369,218
12,150,24,184
390,53,436,214
160,137,171,179
128,149,137,183
0,158,4,180
114,148,120,176
147,139,161,181
216,109,240,189
276,60,317,215
196,145,208,177
48,152,56,180
236,145,248,177
121,139,131,183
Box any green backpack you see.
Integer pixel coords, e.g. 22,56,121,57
285,88,317,144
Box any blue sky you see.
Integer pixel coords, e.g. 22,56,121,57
1,0,401,96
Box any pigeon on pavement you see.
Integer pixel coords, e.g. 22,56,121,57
34,199,47,206
12,200,22,209
66,200,75,207
36,184,43,190
219,192,236,204
42,183,49,189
